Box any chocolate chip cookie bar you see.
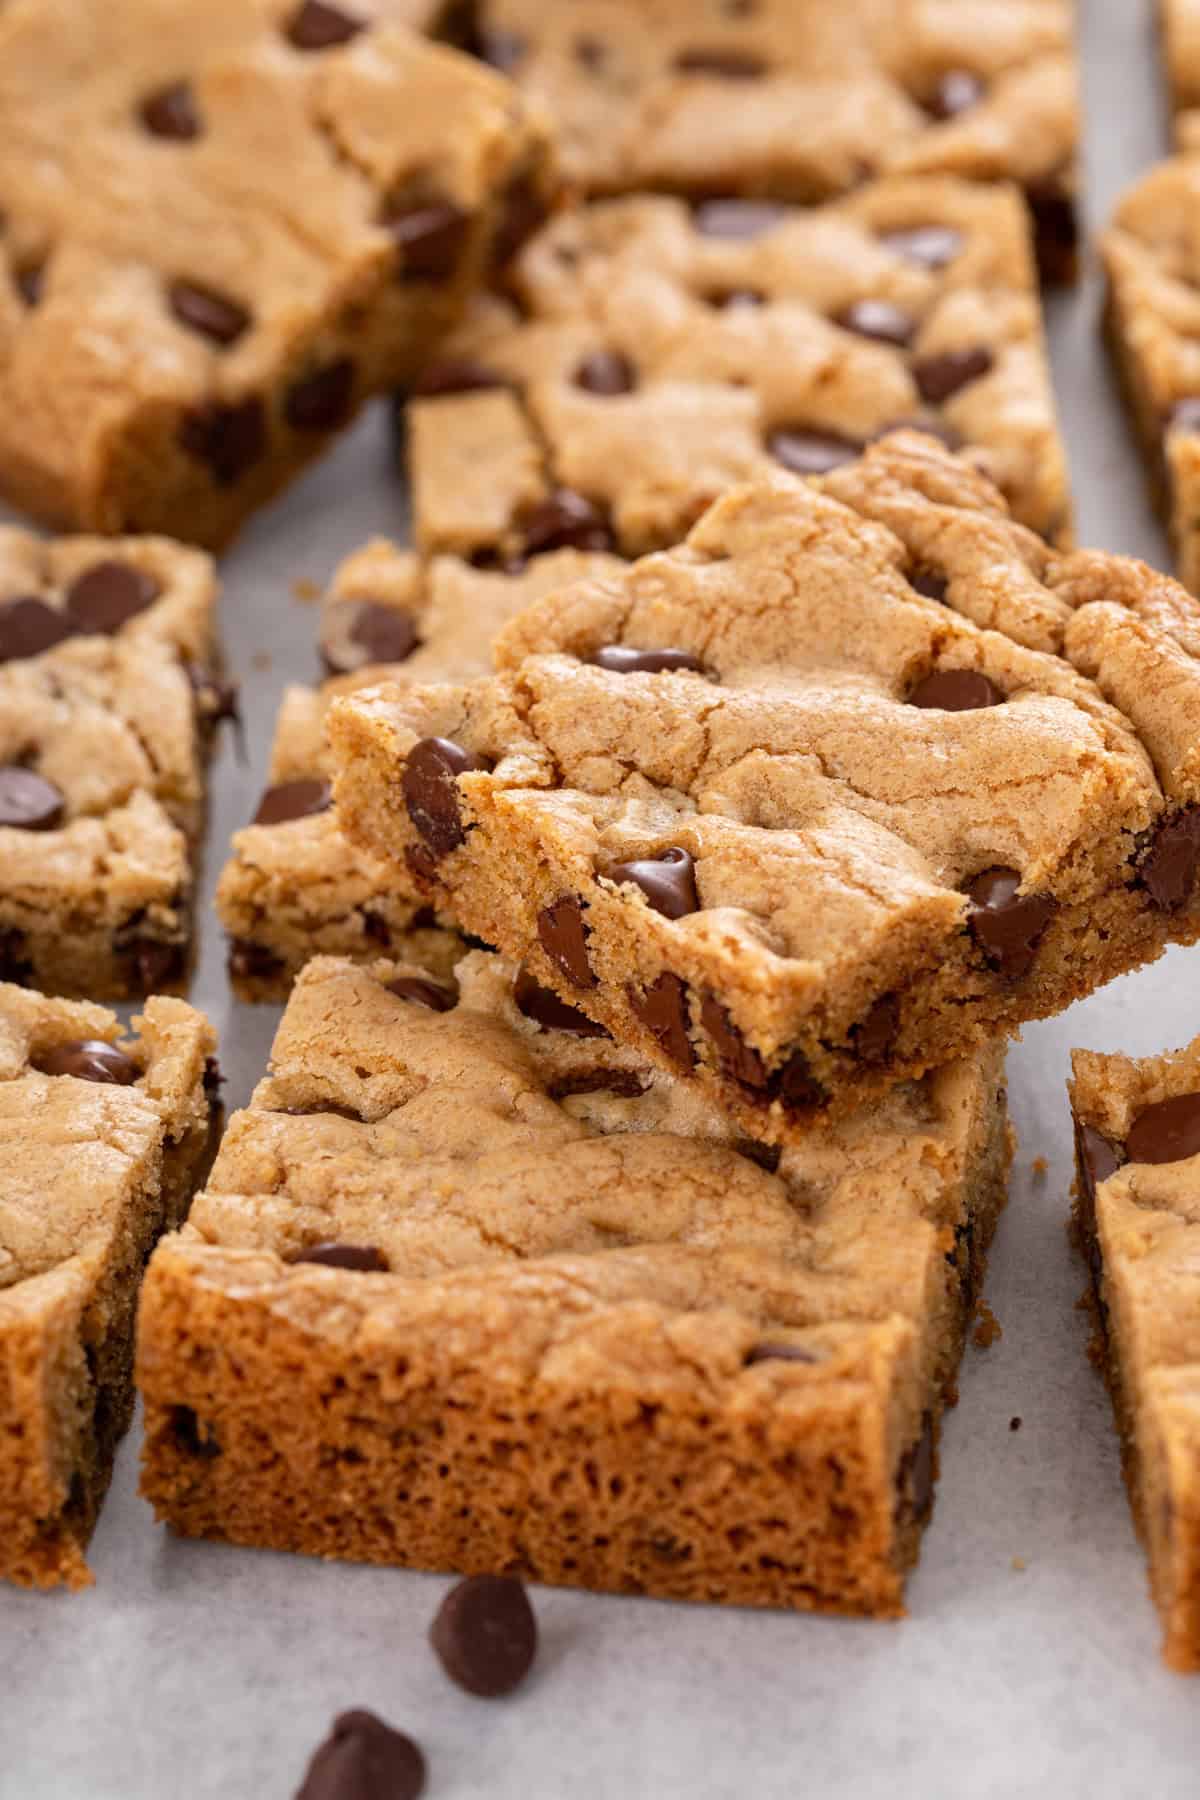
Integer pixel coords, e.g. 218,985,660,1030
451,0,1079,281
332,432,1200,1145
0,0,555,549
0,527,227,1000
401,180,1071,562
1101,156,1200,596
1071,1033,1200,1671
138,951,1010,1617
217,540,621,997
2,983,218,1590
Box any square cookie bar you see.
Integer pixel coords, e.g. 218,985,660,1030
332,433,1200,1146
452,0,1079,280
138,952,1010,1617
217,540,621,997
1101,157,1200,596
402,180,1071,562
0,527,227,1000
2,984,218,1590
1071,1032,1200,1671
0,0,555,549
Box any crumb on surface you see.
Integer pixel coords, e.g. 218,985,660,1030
251,650,271,672
292,578,321,603
1009,1415,1022,1432
1031,1156,1048,1180
1011,1556,1027,1573
973,1303,1003,1349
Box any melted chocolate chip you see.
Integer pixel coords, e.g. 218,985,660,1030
478,27,525,71
32,1039,138,1083
252,778,332,826
1075,1119,1123,1199
522,489,616,557
387,201,471,283
1126,1093,1200,1166
777,1048,823,1114
908,566,948,602
0,929,31,984
964,867,1056,979
0,767,64,831
293,1242,389,1271
708,286,765,310
547,1068,647,1101
590,645,705,675
629,973,695,1068
168,279,250,346
692,199,785,239
65,561,160,634
574,35,606,69
744,1342,817,1365
297,1712,425,1800
878,225,963,270
914,347,994,405
385,974,456,1013
321,600,420,675
179,396,267,486
430,1574,538,1698
606,847,698,919
537,895,595,989
490,172,548,268
929,69,986,118
285,359,355,431
0,596,76,662
767,427,862,476
674,48,766,78
402,736,489,857
405,843,440,885
1140,809,1200,912
514,967,609,1037
735,1137,782,1173
140,82,201,140
834,299,915,348
169,1405,221,1460
700,994,769,1092
285,0,365,50
124,940,185,992
410,359,506,397
229,939,286,983
574,350,637,395
854,993,900,1062
909,669,1001,711
15,264,44,306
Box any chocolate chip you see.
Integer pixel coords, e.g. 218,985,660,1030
964,867,1056,979
590,645,705,675
674,49,766,78
0,596,76,662
405,843,440,885
32,1039,138,1083
914,347,993,405
514,967,609,1036
169,1404,220,1460
834,299,915,348
708,287,765,310
1126,1093,1200,1166
124,940,185,992
410,359,505,397
140,82,202,140
878,225,963,270
283,1101,361,1122
285,1,365,49
321,600,420,675
1140,810,1200,911
521,489,616,557
606,847,698,919
490,173,549,268
1028,186,1078,286
387,201,471,283
537,895,595,989
252,778,332,826
628,973,693,1068
229,939,286,983
744,1342,817,1365
574,351,637,396
285,359,355,431
767,427,862,476
1075,1119,1123,1199
909,566,948,602
15,264,44,306
929,69,986,118
168,279,250,346
179,396,267,486
0,767,64,831
293,1242,389,1271
692,199,785,239
547,1068,647,1101
402,736,489,857
478,27,525,71
896,1411,936,1524
909,669,1001,711
430,1574,538,1698
297,1711,425,1800
777,1048,822,1113
385,974,456,1012
0,929,32,984
700,994,769,1092
854,993,900,1062
733,1138,781,1173
574,35,606,69
65,561,160,634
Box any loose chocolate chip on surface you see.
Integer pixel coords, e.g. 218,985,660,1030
964,867,1056,979
745,1342,818,1365
410,359,506,397
909,669,1001,711
387,201,471,283
0,767,64,831
32,1039,138,1084
430,1574,538,1698
169,1404,221,1459
878,225,963,270
590,645,705,675
1140,809,1200,911
929,69,986,118
777,1048,823,1113
179,396,267,485
767,427,862,476
537,895,596,989
285,0,365,50
908,566,948,602
0,596,76,662
293,1242,389,1271
834,299,915,347
490,173,548,268
854,993,900,1062
914,346,994,405
629,972,695,1068
402,736,488,857
1126,1093,1200,1167
521,488,616,556
321,600,419,675
140,82,201,139
607,847,699,919
674,48,766,78
548,1068,647,1101
1075,1118,1123,1198
252,778,332,826
574,350,637,395
297,1711,425,1800
734,1138,781,1173
701,994,770,1092
285,359,355,431
478,27,525,71
385,974,456,1013
65,561,160,634
692,199,785,239
168,279,250,346
514,967,609,1036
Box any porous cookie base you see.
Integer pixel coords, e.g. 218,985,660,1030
138,953,1010,1616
